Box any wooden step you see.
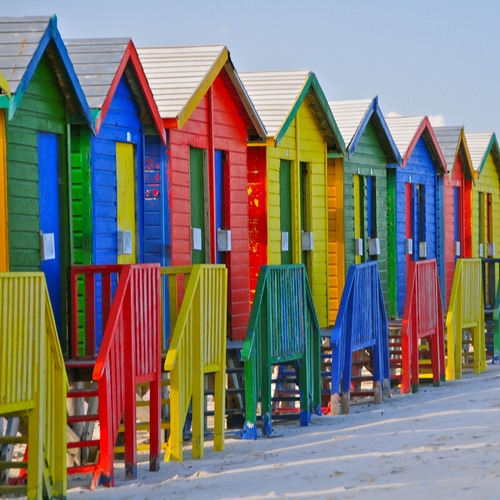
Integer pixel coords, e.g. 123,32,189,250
0,460,27,469
67,414,99,424
0,485,27,495
67,388,98,398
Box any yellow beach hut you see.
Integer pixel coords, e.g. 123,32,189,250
239,70,346,327
465,132,500,260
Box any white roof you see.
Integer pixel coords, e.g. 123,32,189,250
137,44,226,119
239,70,310,138
328,99,372,147
385,115,425,158
465,132,493,172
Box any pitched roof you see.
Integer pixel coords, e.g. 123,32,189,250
137,44,266,140
329,97,400,163
385,115,446,171
66,38,165,141
465,132,500,175
434,126,474,181
0,15,93,128
239,70,345,154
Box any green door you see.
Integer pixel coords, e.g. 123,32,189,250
190,147,206,264
280,159,292,265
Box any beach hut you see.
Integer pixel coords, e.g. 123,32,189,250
385,116,447,318
328,98,401,324
239,70,346,328
465,132,500,259
434,126,475,307
65,38,165,268
0,16,93,348
138,45,266,340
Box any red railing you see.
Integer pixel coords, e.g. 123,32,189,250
70,264,162,487
401,259,445,394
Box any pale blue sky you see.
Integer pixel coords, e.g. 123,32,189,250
4,1,500,135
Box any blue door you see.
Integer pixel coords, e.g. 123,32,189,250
214,150,224,264
38,132,62,334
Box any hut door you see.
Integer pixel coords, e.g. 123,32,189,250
367,176,377,260
416,185,426,260
300,162,309,267
353,175,363,264
116,142,136,264
190,147,207,264
405,183,413,272
38,132,62,333
454,186,461,262
214,150,225,264
280,159,293,265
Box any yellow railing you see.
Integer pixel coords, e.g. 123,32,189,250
162,265,227,462
446,259,485,380
0,273,67,499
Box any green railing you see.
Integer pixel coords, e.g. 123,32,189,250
0,273,67,499
241,265,321,439
162,265,228,461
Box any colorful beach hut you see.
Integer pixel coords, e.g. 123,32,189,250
385,116,447,318
434,126,475,307
239,70,346,328
465,132,500,260
138,44,266,340
0,16,93,349
328,98,401,324
66,38,165,268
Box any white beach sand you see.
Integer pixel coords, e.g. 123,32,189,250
68,364,500,499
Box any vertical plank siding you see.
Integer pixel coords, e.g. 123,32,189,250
343,122,390,308
471,153,500,258
167,70,250,340
91,77,143,265
266,101,329,327
0,109,7,271
6,54,67,272
393,137,440,317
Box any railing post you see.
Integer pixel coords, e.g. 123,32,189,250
124,273,137,480
260,284,273,437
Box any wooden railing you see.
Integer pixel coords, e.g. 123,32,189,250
162,265,228,461
330,261,390,415
446,259,485,380
482,258,500,361
70,264,162,487
241,265,321,439
0,273,67,499
401,259,445,394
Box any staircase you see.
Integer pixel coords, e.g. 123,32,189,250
66,264,162,489
482,258,500,362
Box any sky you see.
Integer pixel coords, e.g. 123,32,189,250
3,1,500,135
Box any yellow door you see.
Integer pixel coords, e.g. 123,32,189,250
0,110,7,271
116,142,136,264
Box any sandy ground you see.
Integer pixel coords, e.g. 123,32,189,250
68,364,500,500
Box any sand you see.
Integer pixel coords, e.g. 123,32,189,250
67,364,500,499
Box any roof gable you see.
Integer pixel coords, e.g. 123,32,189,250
385,115,446,172
329,97,401,164
137,44,265,139
0,15,93,129
66,38,165,142
434,126,475,182
465,132,500,176
239,70,345,154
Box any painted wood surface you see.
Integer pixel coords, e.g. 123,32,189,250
327,157,345,325
263,100,329,327
471,152,500,259
0,109,7,271
390,137,441,317
328,120,391,324
144,134,170,265
5,53,71,349
155,69,250,340
116,142,136,264
443,154,473,306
